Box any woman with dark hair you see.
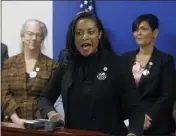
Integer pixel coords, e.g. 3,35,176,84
122,14,176,135
65,11,113,55
37,12,144,136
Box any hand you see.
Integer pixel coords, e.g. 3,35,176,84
19,119,27,125
47,111,63,121
10,112,26,127
144,114,152,130
14,118,27,128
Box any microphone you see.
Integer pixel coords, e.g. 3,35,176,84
23,119,65,130
44,119,65,131
24,119,48,129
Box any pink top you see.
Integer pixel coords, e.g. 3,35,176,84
132,61,145,87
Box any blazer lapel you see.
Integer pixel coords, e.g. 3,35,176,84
129,51,137,77
62,55,100,110
28,54,47,92
128,48,159,97
127,50,139,88
14,53,27,90
138,47,159,97
61,60,73,118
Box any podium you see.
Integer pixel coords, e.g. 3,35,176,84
1,122,110,136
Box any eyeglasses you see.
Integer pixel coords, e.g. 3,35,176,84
25,31,43,39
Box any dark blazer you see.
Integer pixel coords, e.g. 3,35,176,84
1,53,56,120
173,72,176,126
37,49,144,136
58,49,66,62
173,101,176,125
1,43,9,68
121,47,176,134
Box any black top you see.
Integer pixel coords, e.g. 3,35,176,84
26,73,30,80
68,51,99,129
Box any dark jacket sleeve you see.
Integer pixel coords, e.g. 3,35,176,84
58,49,66,62
37,63,62,118
1,43,9,61
115,56,144,136
1,43,9,69
173,101,176,125
146,56,176,123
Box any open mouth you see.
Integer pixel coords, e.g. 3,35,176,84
81,43,91,52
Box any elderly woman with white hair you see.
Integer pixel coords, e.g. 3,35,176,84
1,19,56,126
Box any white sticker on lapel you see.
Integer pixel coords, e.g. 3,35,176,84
97,72,107,80
142,69,150,76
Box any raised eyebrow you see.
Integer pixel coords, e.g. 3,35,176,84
138,25,149,29
88,29,95,31
88,26,96,30
26,31,42,34
75,27,96,32
75,29,83,32
26,31,32,33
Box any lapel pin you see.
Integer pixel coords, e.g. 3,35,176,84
149,62,153,66
5,115,9,120
148,62,153,69
103,67,108,71
29,71,37,78
36,67,40,72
